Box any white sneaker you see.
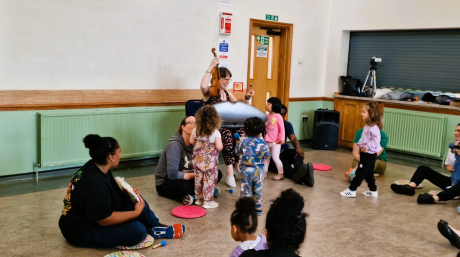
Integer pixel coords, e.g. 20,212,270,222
362,191,378,197
203,201,219,209
226,176,236,188
340,188,356,198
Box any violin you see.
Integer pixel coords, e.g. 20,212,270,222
210,48,220,97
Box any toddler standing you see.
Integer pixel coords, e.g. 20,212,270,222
263,97,285,181
340,101,382,198
235,117,270,215
190,105,223,209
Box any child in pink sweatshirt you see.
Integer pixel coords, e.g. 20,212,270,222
263,97,285,181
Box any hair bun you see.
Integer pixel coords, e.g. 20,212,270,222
83,134,102,149
279,188,305,212
235,197,257,214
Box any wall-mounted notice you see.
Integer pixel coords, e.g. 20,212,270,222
220,0,231,6
257,46,268,57
218,38,231,69
218,39,230,59
233,82,243,92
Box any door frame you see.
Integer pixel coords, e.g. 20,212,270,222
247,19,293,109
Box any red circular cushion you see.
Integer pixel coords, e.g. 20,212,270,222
313,163,332,171
171,205,207,219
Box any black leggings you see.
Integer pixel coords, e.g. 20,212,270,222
156,170,222,200
349,152,377,191
410,165,459,201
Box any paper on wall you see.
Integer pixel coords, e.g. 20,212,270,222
220,0,231,6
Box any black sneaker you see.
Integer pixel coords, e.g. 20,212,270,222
417,193,435,204
304,162,314,187
291,164,308,184
391,184,416,196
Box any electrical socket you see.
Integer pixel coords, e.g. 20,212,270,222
301,115,308,122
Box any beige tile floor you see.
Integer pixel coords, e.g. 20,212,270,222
1,150,459,257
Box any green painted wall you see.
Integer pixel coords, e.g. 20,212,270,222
0,106,184,177
287,101,334,140
4,101,453,177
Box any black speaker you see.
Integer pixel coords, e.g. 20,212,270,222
312,109,340,150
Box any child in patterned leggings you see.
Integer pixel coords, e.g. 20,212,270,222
235,117,270,215
190,105,223,209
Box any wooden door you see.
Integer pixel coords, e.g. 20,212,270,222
248,26,281,112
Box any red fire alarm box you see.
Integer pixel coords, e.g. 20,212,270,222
220,12,232,35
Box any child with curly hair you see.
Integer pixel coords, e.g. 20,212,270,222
190,105,223,209
229,197,268,257
235,117,270,215
240,188,308,257
340,101,382,198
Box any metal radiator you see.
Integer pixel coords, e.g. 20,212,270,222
384,109,446,158
37,107,184,174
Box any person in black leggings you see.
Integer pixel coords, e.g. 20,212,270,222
391,123,460,203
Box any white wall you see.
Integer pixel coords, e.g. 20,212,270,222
0,0,330,97
323,0,460,96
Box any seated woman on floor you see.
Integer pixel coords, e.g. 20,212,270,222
155,116,222,204
351,128,389,176
391,123,460,204
59,134,184,248
240,188,308,257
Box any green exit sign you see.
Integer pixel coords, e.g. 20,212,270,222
256,35,269,45
265,14,279,21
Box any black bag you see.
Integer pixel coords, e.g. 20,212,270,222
434,95,453,105
421,92,436,102
340,76,362,96
399,92,415,101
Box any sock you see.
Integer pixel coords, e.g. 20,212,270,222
151,224,186,239
213,187,220,197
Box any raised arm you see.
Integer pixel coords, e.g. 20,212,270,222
201,58,219,98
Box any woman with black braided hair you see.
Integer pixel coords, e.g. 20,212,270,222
240,188,308,257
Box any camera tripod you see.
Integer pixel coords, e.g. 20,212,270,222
362,59,378,97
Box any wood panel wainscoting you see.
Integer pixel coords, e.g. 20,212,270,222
0,90,249,111
0,90,336,111
290,97,334,102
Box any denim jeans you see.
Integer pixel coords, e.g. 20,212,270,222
73,195,160,248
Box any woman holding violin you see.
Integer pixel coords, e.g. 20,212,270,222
200,54,254,187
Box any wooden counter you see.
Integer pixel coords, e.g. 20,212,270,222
333,95,460,148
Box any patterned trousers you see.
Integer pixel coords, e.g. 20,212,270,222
194,164,219,202
240,166,264,210
220,127,245,166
